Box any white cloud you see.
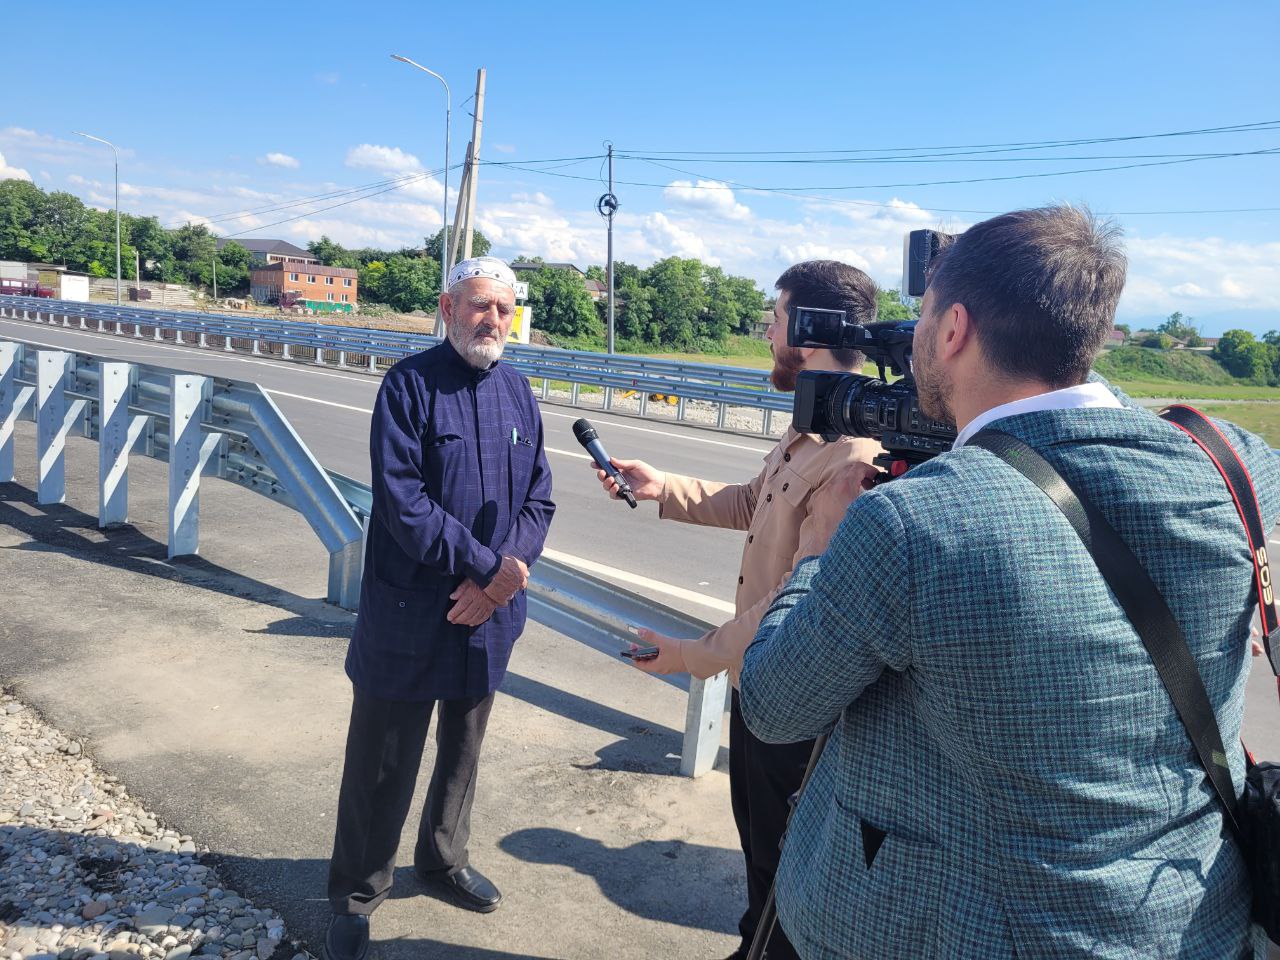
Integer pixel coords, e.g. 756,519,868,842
492,143,517,154
662,179,751,221
260,152,300,169
345,144,422,175
0,150,31,181
1122,234,1280,315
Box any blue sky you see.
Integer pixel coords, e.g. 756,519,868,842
3,0,1278,335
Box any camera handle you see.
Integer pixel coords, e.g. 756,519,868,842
744,730,830,960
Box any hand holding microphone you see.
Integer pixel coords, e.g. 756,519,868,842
574,418,664,508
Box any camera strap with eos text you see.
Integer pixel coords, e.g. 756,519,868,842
969,419,1280,943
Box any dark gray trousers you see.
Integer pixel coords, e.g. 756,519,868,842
327,684,496,915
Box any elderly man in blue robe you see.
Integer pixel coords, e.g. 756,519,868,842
324,257,555,960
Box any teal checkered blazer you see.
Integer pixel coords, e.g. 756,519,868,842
739,398,1280,959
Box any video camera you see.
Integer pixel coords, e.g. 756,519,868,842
789,229,956,476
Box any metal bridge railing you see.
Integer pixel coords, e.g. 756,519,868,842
0,295,790,434
0,337,726,777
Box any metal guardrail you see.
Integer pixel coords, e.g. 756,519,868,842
0,336,726,777
0,295,790,434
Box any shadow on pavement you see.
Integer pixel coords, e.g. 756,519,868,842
498,826,740,936
0,485,345,636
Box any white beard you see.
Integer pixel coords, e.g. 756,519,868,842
449,326,506,369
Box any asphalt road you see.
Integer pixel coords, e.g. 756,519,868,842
1,314,1277,618
0,316,768,620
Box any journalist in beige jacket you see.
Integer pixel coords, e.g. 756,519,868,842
592,260,882,960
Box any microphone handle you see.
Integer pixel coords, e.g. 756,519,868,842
586,438,638,508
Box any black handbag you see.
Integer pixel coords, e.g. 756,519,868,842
970,408,1280,943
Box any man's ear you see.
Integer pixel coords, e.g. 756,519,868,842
939,302,975,362
438,292,453,325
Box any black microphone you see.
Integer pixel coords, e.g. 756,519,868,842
573,418,637,508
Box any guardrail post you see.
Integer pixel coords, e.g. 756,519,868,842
540,377,549,401
36,351,87,505
199,332,208,348
174,329,184,345
314,347,326,367
252,339,262,356
680,672,729,777
676,396,687,421
223,334,234,353
134,323,143,339
716,403,728,430
1,343,34,483
763,409,774,436
571,383,580,406
337,351,348,369
153,324,163,341
167,374,221,557
367,353,377,373
638,391,648,417
96,316,104,332
281,343,292,360
98,362,150,527
604,387,614,411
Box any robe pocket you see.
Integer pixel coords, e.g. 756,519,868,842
507,434,536,492
835,795,942,957
367,577,445,655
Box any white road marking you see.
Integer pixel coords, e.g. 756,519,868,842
263,389,371,414
541,547,735,615
546,446,591,461
540,409,774,455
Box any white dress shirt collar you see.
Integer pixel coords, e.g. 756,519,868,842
952,381,1123,449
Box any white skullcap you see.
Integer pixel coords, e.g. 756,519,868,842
447,256,517,293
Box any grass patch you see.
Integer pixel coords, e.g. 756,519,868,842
1095,347,1235,385
1193,402,1280,447
1107,379,1280,401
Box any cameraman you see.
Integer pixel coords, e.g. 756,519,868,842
738,205,1280,959
593,261,879,960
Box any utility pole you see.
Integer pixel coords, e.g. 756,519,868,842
134,249,141,298
597,142,619,354
211,248,217,302
461,68,486,260
448,142,473,270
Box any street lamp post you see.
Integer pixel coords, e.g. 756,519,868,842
73,131,121,305
390,54,452,284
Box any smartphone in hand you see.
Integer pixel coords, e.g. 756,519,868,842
620,645,660,662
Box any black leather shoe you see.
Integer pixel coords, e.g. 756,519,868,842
323,913,369,960
418,865,502,913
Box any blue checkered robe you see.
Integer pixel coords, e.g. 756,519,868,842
346,340,555,701
739,399,1280,959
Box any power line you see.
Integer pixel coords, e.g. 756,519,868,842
481,154,1280,216
617,119,1280,158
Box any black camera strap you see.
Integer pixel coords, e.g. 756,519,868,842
1159,404,1280,679
967,428,1245,842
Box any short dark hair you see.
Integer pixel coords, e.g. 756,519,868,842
925,204,1126,386
775,259,877,369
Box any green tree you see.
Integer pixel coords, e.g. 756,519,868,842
644,257,707,348
1158,311,1203,346
876,289,920,323
527,267,600,341
1140,332,1174,350
308,235,359,269
1114,323,1131,341
1212,329,1278,383
0,178,49,261
34,191,89,266
170,223,216,282
425,226,490,262
377,255,441,312
359,261,387,303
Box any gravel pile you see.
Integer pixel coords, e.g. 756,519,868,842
0,689,314,960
